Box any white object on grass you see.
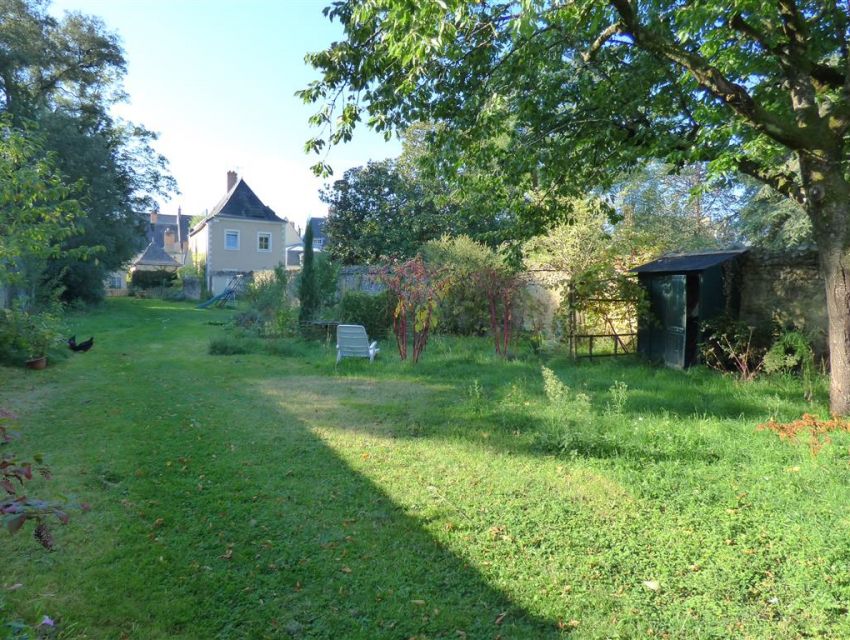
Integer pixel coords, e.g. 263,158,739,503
336,324,380,364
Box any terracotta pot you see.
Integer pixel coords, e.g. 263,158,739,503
25,356,47,370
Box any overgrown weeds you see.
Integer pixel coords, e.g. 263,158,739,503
240,266,298,337
537,365,594,453
209,332,311,358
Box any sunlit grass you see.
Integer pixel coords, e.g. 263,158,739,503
1,298,847,639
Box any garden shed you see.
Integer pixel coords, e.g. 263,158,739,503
633,249,748,368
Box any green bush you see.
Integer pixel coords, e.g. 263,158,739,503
764,329,817,401
208,335,255,355
233,309,263,331
338,291,393,339
130,269,177,289
162,284,187,301
699,316,772,380
242,267,297,337
422,236,493,335
0,306,65,366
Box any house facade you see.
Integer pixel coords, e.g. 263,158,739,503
309,217,327,251
190,172,296,294
105,208,189,296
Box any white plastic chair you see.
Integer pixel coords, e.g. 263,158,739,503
336,324,380,363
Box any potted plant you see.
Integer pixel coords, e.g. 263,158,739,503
22,311,60,370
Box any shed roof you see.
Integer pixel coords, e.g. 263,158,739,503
632,249,747,274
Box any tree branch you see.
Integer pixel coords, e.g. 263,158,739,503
777,0,809,56
736,157,806,204
582,22,623,62
608,0,814,152
730,11,843,91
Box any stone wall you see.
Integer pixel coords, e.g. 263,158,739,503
182,277,201,301
738,248,827,354
338,266,386,296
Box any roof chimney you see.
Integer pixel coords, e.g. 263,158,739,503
150,209,158,224
176,206,183,247
226,170,237,192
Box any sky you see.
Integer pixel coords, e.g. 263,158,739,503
49,0,402,232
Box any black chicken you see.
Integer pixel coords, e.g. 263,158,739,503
68,336,94,352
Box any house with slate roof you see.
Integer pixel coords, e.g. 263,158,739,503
104,207,189,296
148,208,190,265
189,171,301,295
284,216,326,267
132,242,181,271
308,217,327,251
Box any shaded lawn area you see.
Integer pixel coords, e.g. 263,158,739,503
2,298,849,639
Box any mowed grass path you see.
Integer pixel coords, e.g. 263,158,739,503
2,299,849,639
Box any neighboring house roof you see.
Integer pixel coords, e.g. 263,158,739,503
148,213,190,248
285,219,302,242
191,177,282,236
632,249,748,274
133,242,181,268
210,178,279,221
309,217,326,240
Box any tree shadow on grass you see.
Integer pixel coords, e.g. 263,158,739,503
110,379,563,639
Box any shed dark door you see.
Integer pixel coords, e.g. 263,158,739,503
660,275,687,368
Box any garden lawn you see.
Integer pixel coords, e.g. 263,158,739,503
2,298,849,639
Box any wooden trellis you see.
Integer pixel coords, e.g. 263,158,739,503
566,282,638,359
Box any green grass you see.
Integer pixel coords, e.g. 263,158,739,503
1,298,848,639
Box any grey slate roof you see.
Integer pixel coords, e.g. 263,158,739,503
148,213,190,248
209,178,280,221
632,249,748,274
309,216,326,239
133,242,181,267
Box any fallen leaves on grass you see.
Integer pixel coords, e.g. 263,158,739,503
758,413,850,455
557,620,580,630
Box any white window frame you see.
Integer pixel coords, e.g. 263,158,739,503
257,232,272,253
224,229,240,251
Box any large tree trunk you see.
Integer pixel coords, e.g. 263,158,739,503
819,244,850,415
806,162,850,415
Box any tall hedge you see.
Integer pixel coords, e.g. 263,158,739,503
298,223,318,324
339,291,393,340
130,269,177,289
